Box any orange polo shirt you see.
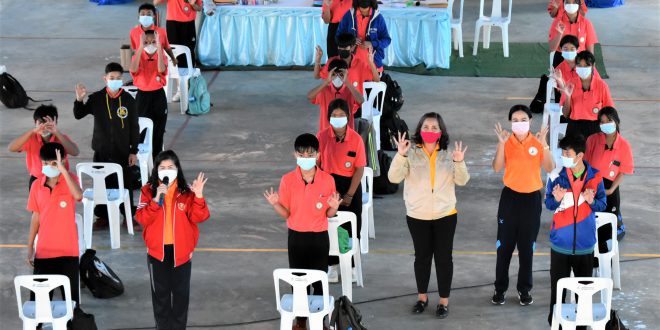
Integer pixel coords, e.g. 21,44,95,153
131,51,168,92
322,0,353,23
560,73,614,121
320,55,376,97
585,132,634,181
317,126,367,178
164,0,202,22
20,133,73,178
278,167,336,232
548,13,598,52
312,84,359,132
27,174,80,259
163,181,178,245
130,25,170,51
503,134,544,193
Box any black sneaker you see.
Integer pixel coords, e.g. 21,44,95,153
435,304,449,319
491,290,506,305
411,300,428,314
518,291,533,306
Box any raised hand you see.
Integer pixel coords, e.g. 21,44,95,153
327,192,342,210
552,184,567,202
326,67,336,84
555,21,566,35
191,172,208,198
154,31,162,49
494,122,510,144
550,0,559,9
54,148,66,172
582,189,595,205
128,154,138,167
536,125,549,147
562,82,575,98
43,116,58,135
452,141,467,162
263,187,279,206
75,83,87,101
139,32,146,50
368,47,375,64
315,45,323,64
361,40,373,50
34,121,47,134
551,68,565,89
394,131,411,156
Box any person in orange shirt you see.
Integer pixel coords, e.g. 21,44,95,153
585,107,634,241
26,143,83,305
548,0,598,67
308,59,365,132
321,0,353,57
130,3,178,67
490,105,554,306
135,150,210,330
130,29,169,160
154,0,201,70
547,0,587,18
8,105,79,191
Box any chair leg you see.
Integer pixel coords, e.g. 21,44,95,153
308,314,325,330
452,29,458,50
180,78,189,114
613,251,621,289
23,319,38,330
360,210,369,254
83,200,94,249
139,159,148,188
456,28,464,57
368,207,375,239
339,254,353,301
550,309,559,330
52,319,69,330
502,24,509,57
279,313,294,330
108,204,121,249
473,23,481,56
484,25,491,48
354,241,364,287
124,192,134,235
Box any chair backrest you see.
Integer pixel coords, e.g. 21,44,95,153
480,0,512,19
448,0,464,21
556,277,613,325
361,82,387,122
273,268,331,316
328,211,358,256
361,167,373,202
138,117,154,149
121,85,138,99
15,275,73,322
168,44,193,77
594,212,618,256
76,162,124,203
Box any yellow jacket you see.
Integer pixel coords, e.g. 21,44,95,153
388,147,470,220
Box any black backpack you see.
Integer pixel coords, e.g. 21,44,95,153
79,249,124,299
330,296,367,330
606,310,628,330
380,72,404,119
380,112,409,151
68,307,98,330
0,72,47,109
529,74,561,114
373,151,399,195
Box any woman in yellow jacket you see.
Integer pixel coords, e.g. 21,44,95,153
388,112,469,319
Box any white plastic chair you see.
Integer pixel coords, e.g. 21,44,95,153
15,275,75,330
77,162,134,250
361,82,387,151
273,268,334,330
449,0,465,57
328,211,364,301
542,74,567,176
137,117,155,186
551,277,613,330
165,44,200,114
121,85,138,99
594,212,622,291
473,0,512,57
360,167,374,254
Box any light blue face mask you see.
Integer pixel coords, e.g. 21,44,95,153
561,156,577,169
330,117,348,129
296,157,316,171
42,165,61,178
576,67,592,79
139,15,154,27
106,79,123,92
600,122,616,135
561,51,577,61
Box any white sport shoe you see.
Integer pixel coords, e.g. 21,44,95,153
328,265,339,283
172,91,181,102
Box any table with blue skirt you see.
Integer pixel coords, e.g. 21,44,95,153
197,1,451,69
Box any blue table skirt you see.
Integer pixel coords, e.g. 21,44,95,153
198,6,451,69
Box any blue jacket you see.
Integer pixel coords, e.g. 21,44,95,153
544,161,606,255
336,8,391,68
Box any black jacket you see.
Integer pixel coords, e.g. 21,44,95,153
73,88,139,158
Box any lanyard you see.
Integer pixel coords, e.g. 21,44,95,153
106,93,125,129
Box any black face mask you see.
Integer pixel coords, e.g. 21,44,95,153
339,49,351,59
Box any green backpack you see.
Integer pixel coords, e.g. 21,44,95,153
187,74,211,116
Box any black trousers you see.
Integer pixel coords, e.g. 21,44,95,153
597,179,622,255
494,187,542,294
32,256,80,305
406,214,457,298
548,250,594,325
166,20,197,68
329,174,362,266
28,175,38,192
148,245,191,330
288,229,329,295
566,119,600,140
326,23,340,58
93,151,134,218
136,89,168,160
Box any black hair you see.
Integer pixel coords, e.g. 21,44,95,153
412,112,449,150
328,58,348,72
336,33,357,48
294,133,319,154
327,98,350,121
575,50,596,66
564,0,581,6
33,104,58,122
138,3,156,13
105,62,124,74
559,134,586,154
508,104,532,121
149,150,191,196
559,35,579,49
40,142,65,161
354,0,378,10
597,106,620,133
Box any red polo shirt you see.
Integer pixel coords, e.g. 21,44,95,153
164,0,202,22
320,55,376,97
278,167,336,232
27,174,80,259
560,73,614,121
585,132,634,181
323,0,353,23
548,13,598,52
131,51,168,92
312,84,359,132
317,126,367,178
130,25,170,51
20,134,73,178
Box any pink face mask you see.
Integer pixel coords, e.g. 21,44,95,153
420,131,441,144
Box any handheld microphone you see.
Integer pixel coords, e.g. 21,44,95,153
158,176,169,206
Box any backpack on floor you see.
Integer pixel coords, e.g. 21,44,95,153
373,151,398,195
186,73,212,116
354,118,380,176
68,307,98,330
330,296,368,330
79,249,124,299
380,72,404,119
605,310,628,330
0,71,31,109
380,112,409,151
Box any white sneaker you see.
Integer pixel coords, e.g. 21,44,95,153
352,268,358,283
172,91,181,102
328,265,339,283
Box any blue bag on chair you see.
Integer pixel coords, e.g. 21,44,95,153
586,0,623,8
90,0,133,5
187,74,212,116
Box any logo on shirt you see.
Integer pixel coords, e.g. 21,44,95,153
316,202,323,210
609,171,615,178
59,201,67,208
593,107,599,114
117,106,128,119
345,161,352,168
580,37,585,43
528,147,538,156
156,76,161,82
353,81,358,87
184,5,189,11
178,202,186,211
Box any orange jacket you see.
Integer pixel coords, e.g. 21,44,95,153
135,184,211,266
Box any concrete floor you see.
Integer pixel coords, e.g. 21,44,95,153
1,0,659,329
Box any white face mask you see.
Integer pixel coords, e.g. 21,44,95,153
564,3,579,14
561,51,577,61
158,169,177,184
330,116,348,128
144,44,157,55
511,121,530,135
561,155,577,168
576,66,592,79
332,76,343,89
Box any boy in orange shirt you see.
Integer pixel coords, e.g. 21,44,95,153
130,3,177,67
